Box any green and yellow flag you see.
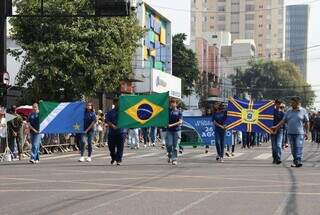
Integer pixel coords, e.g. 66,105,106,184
118,92,169,128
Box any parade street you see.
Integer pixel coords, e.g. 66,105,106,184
1,143,320,215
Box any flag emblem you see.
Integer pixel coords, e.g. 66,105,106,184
225,97,274,133
125,99,164,124
118,92,169,128
39,101,85,134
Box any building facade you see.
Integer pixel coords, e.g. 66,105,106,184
134,2,181,98
285,5,309,80
191,0,284,60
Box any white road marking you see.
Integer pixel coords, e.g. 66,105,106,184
131,152,163,159
192,152,215,158
42,154,78,160
172,192,218,215
253,153,272,160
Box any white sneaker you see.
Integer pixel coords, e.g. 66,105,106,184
79,157,85,162
144,144,147,148
172,160,178,165
35,160,40,164
86,157,92,162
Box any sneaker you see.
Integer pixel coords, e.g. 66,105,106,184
144,144,147,148
167,158,171,163
296,163,303,168
172,160,177,165
86,157,92,162
35,160,40,164
110,160,115,165
225,152,230,157
291,164,297,168
116,162,121,166
219,158,224,163
78,157,85,162
231,153,235,157
276,160,282,165
29,159,35,164
152,143,155,147
205,150,209,154
216,156,220,161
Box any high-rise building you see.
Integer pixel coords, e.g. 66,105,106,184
285,5,309,80
191,0,284,60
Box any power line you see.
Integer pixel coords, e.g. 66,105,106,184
149,0,320,14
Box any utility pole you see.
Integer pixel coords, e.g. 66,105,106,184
0,0,7,85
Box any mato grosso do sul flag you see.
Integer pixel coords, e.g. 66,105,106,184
39,101,85,134
118,92,169,128
225,97,274,134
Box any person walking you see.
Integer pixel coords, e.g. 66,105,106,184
272,97,309,168
313,111,320,144
28,103,41,164
79,103,96,162
105,98,126,165
166,98,183,165
271,99,285,165
212,103,227,162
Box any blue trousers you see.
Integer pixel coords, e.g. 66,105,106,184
30,133,41,161
80,131,94,157
288,134,304,165
271,129,283,161
166,131,181,161
215,131,225,158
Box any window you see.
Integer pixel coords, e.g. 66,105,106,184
259,5,263,9
259,15,263,18
218,15,226,21
258,43,263,47
218,0,226,2
258,24,263,28
268,24,272,30
203,16,207,22
210,16,214,19
258,34,263,37
245,4,255,12
218,6,226,11
210,25,215,29
245,14,254,20
245,23,254,30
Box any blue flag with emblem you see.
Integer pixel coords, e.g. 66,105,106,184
39,101,85,134
225,97,274,134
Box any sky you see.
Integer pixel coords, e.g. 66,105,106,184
145,0,320,108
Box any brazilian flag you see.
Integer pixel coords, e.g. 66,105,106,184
118,92,169,128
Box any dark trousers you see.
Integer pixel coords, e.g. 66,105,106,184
108,134,125,162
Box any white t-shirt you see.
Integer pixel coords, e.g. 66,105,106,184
0,117,7,138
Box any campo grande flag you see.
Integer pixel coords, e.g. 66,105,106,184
225,97,274,134
118,92,169,128
39,101,85,134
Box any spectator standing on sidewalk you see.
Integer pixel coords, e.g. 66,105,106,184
8,105,24,160
272,97,309,168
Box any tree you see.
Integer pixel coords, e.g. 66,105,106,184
9,0,144,102
230,60,315,107
172,33,199,96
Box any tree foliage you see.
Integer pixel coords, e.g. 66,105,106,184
172,33,199,96
230,60,315,107
9,0,144,101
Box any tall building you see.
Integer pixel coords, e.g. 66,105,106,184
134,2,181,98
191,0,284,60
285,5,309,80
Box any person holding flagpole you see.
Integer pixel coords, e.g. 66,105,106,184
212,103,227,163
28,103,41,164
105,98,125,166
166,98,183,165
79,102,96,162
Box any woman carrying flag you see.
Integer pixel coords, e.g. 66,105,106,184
166,98,183,165
212,103,227,163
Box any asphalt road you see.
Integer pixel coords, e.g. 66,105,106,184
1,142,320,215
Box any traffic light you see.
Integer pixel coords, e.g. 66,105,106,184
95,0,130,17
